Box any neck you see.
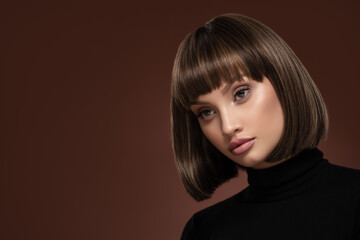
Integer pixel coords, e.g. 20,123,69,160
243,148,329,202
250,156,291,170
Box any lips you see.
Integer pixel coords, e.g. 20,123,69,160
228,138,255,155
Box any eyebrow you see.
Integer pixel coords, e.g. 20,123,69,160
221,74,247,94
190,76,246,105
190,82,234,105
190,100,207,105
221,82,234,95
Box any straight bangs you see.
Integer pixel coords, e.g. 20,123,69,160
172,22,265,109
171,14,329,200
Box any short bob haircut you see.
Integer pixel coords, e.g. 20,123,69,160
171,14,328,201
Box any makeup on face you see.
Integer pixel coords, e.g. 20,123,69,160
190,76,285,169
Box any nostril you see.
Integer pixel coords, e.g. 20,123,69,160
221,123,242,137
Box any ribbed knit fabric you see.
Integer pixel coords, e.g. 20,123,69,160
181,149,360,240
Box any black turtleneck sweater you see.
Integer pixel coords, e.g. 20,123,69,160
181,149,360,240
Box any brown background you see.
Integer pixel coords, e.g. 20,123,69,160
1,0,359,239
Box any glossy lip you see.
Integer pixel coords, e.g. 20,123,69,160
228,138,256,155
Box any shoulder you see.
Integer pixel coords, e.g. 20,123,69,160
193,192,240,222
181,191,245,240
323,163,360,200
326,163,360,187
324,163,360,229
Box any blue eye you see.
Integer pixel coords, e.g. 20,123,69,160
234,87,250,100
198,109,215,120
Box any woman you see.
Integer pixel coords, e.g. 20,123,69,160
171,14,360,239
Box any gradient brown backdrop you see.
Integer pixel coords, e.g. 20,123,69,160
1,0,359,239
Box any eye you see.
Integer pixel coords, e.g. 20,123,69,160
197,109,215,121
234,87,250,101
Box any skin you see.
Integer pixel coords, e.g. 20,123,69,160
190,76,287,169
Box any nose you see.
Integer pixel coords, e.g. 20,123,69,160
220,107,243,137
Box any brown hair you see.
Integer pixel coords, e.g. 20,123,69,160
171,14,328,201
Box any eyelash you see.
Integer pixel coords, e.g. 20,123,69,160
196,86,251,121
197,109,215,120
234,86,250,101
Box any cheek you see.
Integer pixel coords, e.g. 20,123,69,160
256,90,284,140
200,123,223,148
244,83,284,144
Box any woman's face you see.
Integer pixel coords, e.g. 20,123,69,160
190,76,285,169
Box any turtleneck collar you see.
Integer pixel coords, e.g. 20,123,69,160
242,148,329,202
